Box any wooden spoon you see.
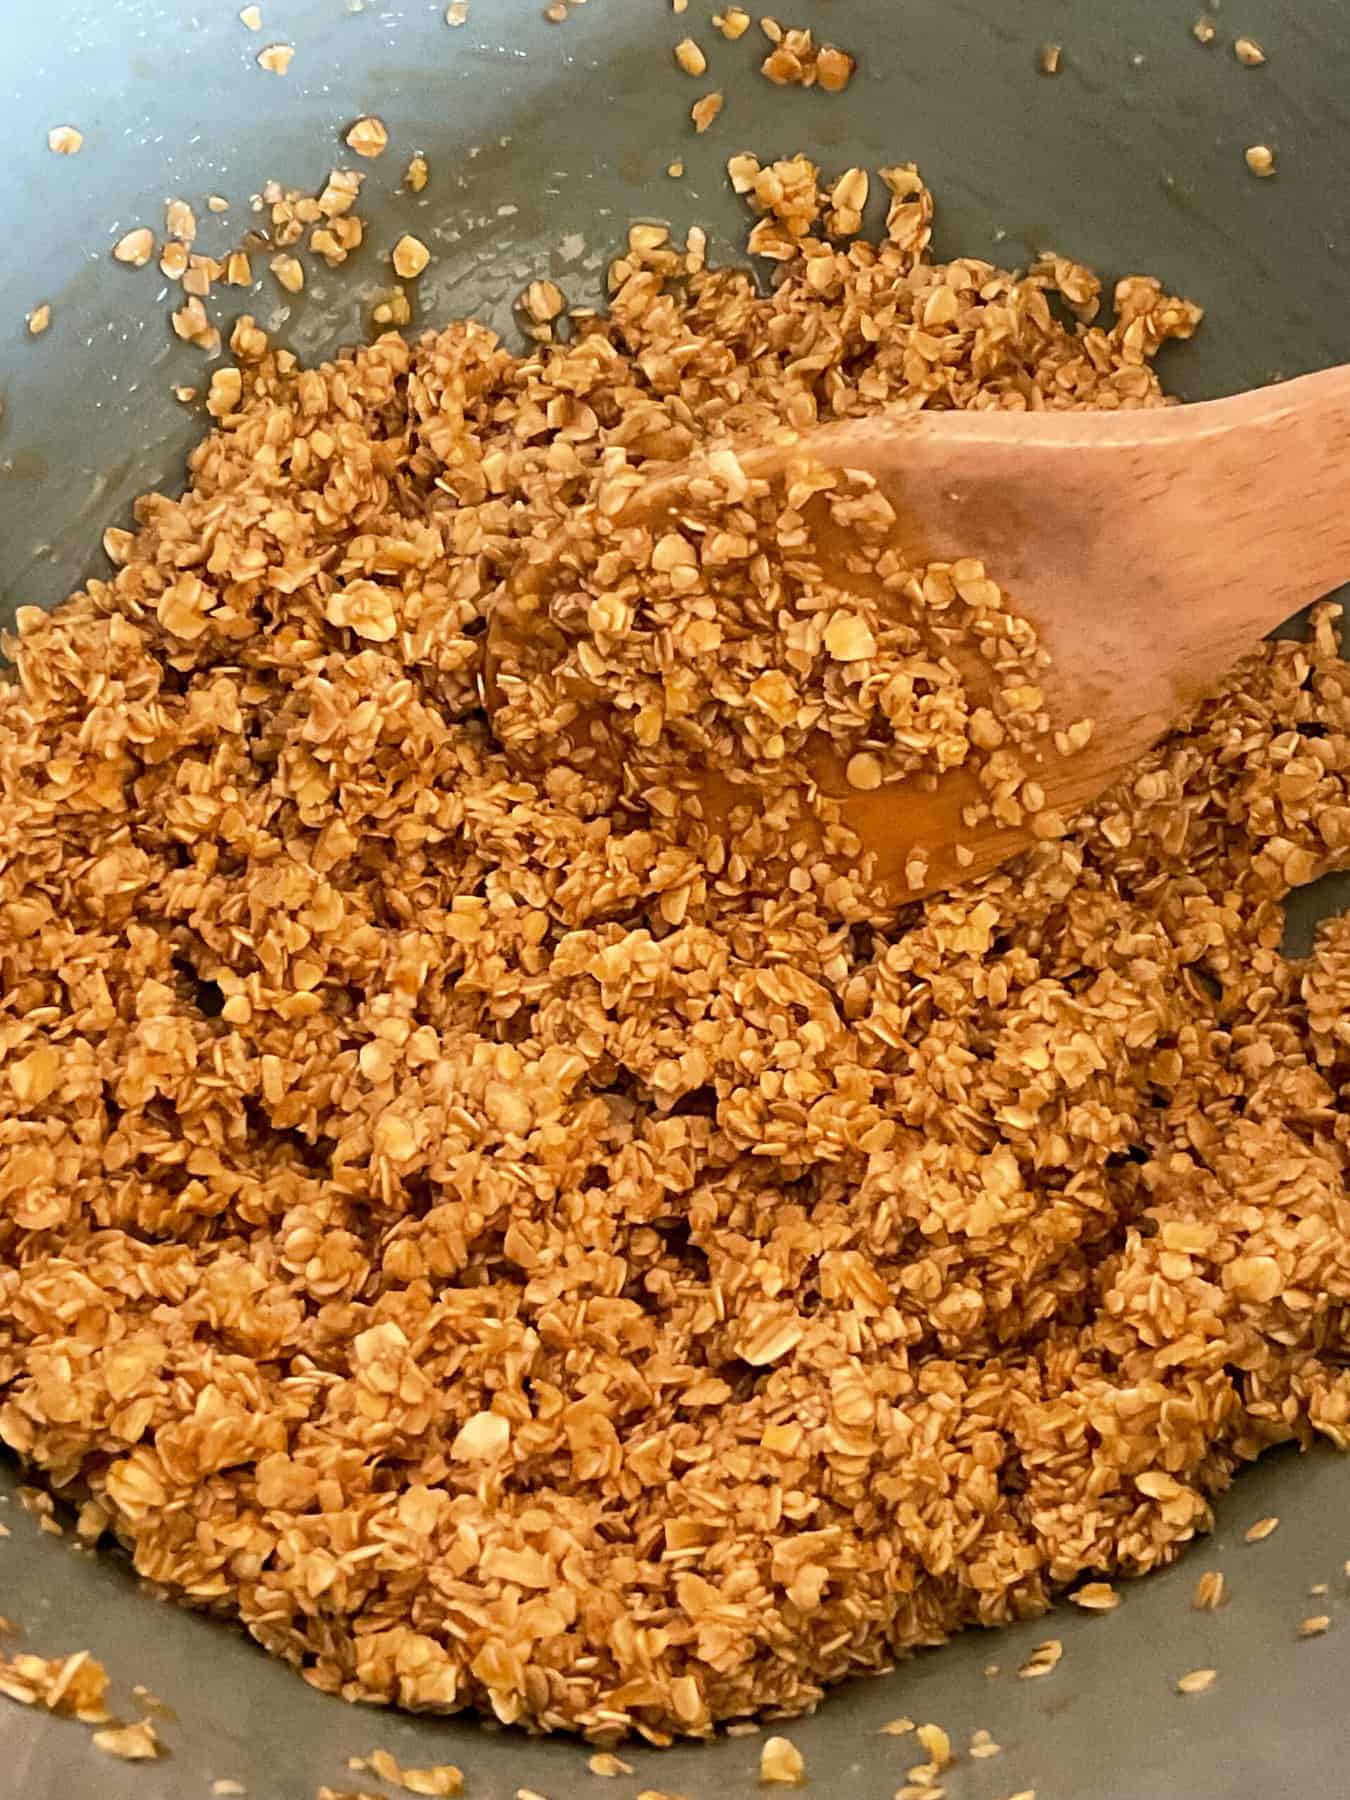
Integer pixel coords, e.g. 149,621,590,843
487,366,1350,905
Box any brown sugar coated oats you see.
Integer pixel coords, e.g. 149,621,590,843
1,153,1349,1746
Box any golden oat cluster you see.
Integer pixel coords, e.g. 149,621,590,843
493,450,1050,807
1,155,1349,1745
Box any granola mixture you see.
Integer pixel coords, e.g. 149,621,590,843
1,155,1349,1745
492,451,1053,811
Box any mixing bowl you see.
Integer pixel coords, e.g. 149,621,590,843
2,2,1349,1796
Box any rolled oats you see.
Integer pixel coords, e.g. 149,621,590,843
0,152,1346,1755
348,1750,463,1795
392,233,431,278
915,1724,951,1768
1192,1571,1226,1610
0,1648,110,1722
346,116,390,159
1069,1582,1119,1612
112,227,155,267
691,91,725,132
760,1735,806,1785
675,37,708,76
757,24,855,91
589,1752,634,1776
165,198,198,242
714,7,751,38
270,253,306,294
92,1720,163,1760
1176,1669,1217,1695
1017,1640,1063,1680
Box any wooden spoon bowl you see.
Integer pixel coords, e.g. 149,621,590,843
488,367,1350,906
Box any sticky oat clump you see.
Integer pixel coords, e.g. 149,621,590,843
0,153,1348,1748
758,18,855,91
493,419,1053,814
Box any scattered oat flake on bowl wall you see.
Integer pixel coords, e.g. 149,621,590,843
112,227,155,266
257,42,294,72
392,233,430,277
1018,1638,1063,1678
674,36,707,74
239,3,261,25
165,198,197,241
1246,1516,1281,1542
26,304,51,336
1192,1571,1227,1609
1070,1582,1119,1611
1177,1669,1217,1695
714,5,750,36
691,91,724,131
271,253,305,293
92,1719,163,1760
170,295,220,352
759,1735,806,1785
589,1752,633,1777
371,286,411,326
346,116,389,157
758,20,855,90
0,1648,110,1721
46,125,82,153
348,1750,463,1795
915,1723,951,1768
519,279,565,323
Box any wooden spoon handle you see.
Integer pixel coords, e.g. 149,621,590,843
815,366,1350,637
1120,365,1350,644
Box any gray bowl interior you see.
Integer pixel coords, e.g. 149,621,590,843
2,2,1350,1796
